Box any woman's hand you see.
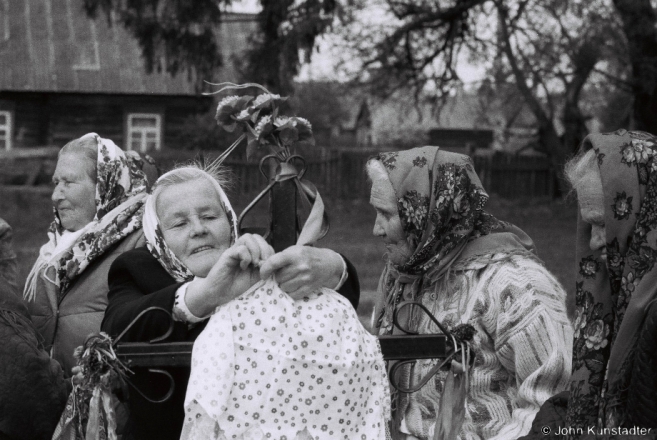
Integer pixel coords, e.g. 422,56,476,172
259,246,344,300
185,234,274,317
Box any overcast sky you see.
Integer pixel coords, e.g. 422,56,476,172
225,0,485,85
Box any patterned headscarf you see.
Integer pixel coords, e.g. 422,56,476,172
567,130,657,429
24,133,149,303
142,167,238,282
374,146,534,334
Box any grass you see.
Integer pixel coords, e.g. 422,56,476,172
1,186,579,331
318,195,579,328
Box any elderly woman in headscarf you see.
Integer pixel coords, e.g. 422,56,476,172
367,146,572,440
23,133,153,375
100,164,374,440
558,130,657,432
522,130,657,438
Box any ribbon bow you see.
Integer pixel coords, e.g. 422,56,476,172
238,154,329,246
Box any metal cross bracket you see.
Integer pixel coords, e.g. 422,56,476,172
111,307,177,404
113,302,458,401
386,301,467,393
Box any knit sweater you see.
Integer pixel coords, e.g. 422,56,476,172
398,253,573,440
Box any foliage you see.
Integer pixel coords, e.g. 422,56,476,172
81,0,337,94
288,81,350,133
82,0,224,86
240,0,339,93
613,0,657,134
176,112,244,152
332,0,631,194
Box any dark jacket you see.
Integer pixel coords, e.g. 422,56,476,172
101,246,360,440
626,299,657,428
0,276,69,440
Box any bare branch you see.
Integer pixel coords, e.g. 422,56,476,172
495,0,552,126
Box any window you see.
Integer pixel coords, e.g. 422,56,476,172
0,111,12,151
127,113,162,152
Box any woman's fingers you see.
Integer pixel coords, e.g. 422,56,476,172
232,244,253,270
252,234,275,261
236,234,274,267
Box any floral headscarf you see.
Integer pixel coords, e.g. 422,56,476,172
142,168,238,282
567,130,657,429
24,133,149,303
374,146,534,334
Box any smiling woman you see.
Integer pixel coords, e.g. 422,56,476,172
100,163,370,440
156,178,234,277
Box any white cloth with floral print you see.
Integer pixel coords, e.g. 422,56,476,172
180,278,390,440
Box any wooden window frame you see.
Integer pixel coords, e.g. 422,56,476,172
126,113,162,152
0,110,13,151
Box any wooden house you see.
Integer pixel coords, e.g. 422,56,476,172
0,1,256,152
333,100,372,148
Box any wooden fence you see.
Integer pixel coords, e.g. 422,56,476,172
223,149,557,200
0,148,556,200
473,153,556,199
222,149,373,200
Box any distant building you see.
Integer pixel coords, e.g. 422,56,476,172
0,1,256,151
330,99,372,149
368,84,541,154
427,128,494,156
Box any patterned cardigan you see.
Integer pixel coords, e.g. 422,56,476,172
398,253,573,440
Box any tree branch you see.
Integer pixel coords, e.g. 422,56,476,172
496,2,551,126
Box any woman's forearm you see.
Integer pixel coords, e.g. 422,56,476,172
184,277,227,318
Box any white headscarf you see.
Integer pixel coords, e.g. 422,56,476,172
141,167,238,282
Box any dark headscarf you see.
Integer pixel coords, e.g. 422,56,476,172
567,130,657,429
373,146,534,334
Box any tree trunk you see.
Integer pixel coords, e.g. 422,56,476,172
613,0,657,134
562,40,601,155
497,4,571,196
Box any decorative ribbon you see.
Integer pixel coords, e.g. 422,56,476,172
239,156,329,246
277,160,329,245
52,333,129,440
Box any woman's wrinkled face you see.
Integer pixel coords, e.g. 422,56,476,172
578,168,607,260
51,154,97,232
370,176,413,265
157,178,232,277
